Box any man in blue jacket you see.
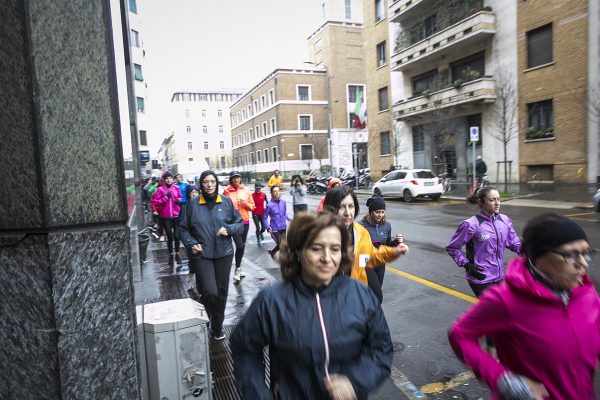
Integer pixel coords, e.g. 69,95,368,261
174,173,189,204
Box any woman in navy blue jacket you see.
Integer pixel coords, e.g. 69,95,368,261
231,212,393,399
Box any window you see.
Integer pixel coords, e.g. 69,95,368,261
256,151,261,163
252,126,257,139
220,156,226,168
262,122,268,136
527,165,554,182
451,51,485,82
136,97,145,112
220,141,224,149
205,157,210,167
186,126,192,134
375,0,384,22
272,147,278,161
139,130,147,146
219,125,223,133
424,14,437,37
270,118,276,134
204,141,209,150
413,127,425,151
187,142,193,151
298,86,310,101
218,109,222,117
299,115,311,130
203,126,208,133
527,24,553,68
261,95,266,108
300,144,314,160
134,64,143,81
527,100,554,139
247,105,252,117
348,85,365,103
128,0,137,14
378,87,389,111
188,157,194,162
233,136,238,146
185,109,190,119
130,30,140,47
269,89,275,105
345,0,351,19
412,69,438,95
202,110,206,118
254,100,259,113
380,132,391,155
376,41,386,67
264,148,269,163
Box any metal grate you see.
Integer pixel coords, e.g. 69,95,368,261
210,325,242,400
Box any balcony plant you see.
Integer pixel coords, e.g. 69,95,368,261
525,126,554,139
482,6,493,11
421,89,432,97
466,69,481,81
453,79,463,89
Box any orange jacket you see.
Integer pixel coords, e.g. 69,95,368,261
223,183,255,222
351,222,400,285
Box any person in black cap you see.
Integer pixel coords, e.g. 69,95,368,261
178,170,243,340
251,183,267,246
449,213,597,400
358,195,403,303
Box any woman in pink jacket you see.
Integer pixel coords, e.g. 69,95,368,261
151,171,182,267
449,213,599,400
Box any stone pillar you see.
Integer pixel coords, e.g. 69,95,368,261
0,1,139,399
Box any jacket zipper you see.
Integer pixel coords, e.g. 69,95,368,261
315,293,330,380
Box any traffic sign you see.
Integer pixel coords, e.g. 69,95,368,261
469,126,479,142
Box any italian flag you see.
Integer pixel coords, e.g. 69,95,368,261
352,89,367,129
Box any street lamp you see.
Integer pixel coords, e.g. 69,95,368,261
304,61,333,176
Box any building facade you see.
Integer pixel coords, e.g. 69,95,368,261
168,90,242,179
387,0,519,184
362,0,394,179
517,0,592,183
231,69,330,175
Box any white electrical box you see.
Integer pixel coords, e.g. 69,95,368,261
143,299,212,400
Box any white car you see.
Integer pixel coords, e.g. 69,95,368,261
372,169,443,202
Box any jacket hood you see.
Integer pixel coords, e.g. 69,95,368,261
504,256,592,301
328,178,342,190
226,182,247,191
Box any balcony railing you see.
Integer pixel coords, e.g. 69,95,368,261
393,77,496,120
391,11,495,72
389,0,430,23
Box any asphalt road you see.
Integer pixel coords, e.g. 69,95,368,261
243,190,600,399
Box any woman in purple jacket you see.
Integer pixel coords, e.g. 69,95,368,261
446,186,521,297
263,186,289,260
151,171,182,267
449,213,599,400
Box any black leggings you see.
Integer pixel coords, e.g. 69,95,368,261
366,265,386,304
232,224,250,268
161,217,180,254
191,254,234,333
270,229,286,254
468,281,500,297
252,214,265,238
293,204,308,215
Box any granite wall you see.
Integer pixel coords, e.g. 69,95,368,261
0,0,140,398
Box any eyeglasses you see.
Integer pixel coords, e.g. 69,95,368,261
549,249,594,265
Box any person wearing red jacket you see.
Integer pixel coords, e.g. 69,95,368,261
151,171,182,267
223,171,255,283
251,183,267,247
449,213,598,400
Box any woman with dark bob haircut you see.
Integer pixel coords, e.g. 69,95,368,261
323,186,408,287
449,213,599,399
230,211,393,399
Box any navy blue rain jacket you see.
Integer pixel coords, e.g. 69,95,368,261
230,274,393,399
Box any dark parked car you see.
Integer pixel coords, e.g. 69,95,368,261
594,189,600,212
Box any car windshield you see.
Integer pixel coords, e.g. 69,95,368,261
414,171,435,179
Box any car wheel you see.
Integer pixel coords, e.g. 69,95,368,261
430,194,441,201
403,189,413,202
374,188,383,197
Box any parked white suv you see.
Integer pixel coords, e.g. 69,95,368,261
372,169,443,202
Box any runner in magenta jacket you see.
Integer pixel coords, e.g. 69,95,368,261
151,171,182,266
449,214,599,400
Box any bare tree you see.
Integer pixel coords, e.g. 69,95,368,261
488,69,518,193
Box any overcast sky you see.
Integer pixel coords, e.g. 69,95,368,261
141,0,325,152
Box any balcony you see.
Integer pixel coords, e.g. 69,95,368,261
391,11,495,72
393,77,496,120
389,0,431,23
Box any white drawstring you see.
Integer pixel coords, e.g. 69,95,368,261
315,292,330,380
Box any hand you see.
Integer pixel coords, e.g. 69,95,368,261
166,192,172,199
216,227,228,236
395,234,404,244
464,263,486,280
175,199,182,206
525,377,549,400
191,244,203,254
152,211,158,216
267,228,272,233
396,243,409,255
324,374,356,400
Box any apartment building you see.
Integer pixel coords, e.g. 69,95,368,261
387,0,519,184
362,0,394,179
517,0,593,183
231,69,329,175
307,1,369,175
168,90,242,178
